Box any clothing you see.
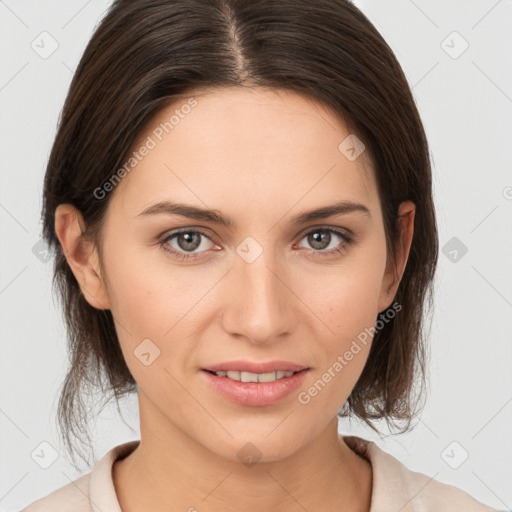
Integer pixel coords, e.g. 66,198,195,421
22,435,498,511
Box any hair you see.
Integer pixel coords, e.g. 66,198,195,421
41,0,438,467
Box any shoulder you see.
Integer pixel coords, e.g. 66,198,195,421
343,435,499,512
21,440,140,512
21,473,92,512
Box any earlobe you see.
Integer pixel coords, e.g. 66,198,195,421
54,204,110,310
378,200,415,312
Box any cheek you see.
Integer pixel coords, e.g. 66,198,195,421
295,269,381,415
300,247,386,339
101,252,192,397
104,242,202,335
293,244,386,401
102,243,221,376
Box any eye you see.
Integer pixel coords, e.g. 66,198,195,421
160,229,219,261
160,226,354,262
296,227,353,257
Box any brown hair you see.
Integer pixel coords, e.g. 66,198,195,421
42,0,438,466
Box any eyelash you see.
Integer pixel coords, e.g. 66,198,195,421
159,227,354,262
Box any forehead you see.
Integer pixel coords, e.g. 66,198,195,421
108,87,379,224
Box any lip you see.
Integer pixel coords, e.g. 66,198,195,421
203,360,309,373
202,368,310,407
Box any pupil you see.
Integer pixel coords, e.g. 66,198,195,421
179,232,200,251
310,230,329,249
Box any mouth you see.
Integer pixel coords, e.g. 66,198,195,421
201,367,311,406
203,368,308,383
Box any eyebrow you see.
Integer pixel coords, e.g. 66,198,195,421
136,199,371,227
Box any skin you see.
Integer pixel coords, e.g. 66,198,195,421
55,86,415,512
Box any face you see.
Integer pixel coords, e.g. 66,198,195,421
60,86,413,463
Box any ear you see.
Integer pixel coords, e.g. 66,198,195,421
378,200,415,313
54,203,110,310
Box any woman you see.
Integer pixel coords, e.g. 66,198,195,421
22,0,498,510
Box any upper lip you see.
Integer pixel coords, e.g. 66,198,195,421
203,360,310,373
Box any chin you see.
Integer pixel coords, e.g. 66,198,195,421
198,426,312,465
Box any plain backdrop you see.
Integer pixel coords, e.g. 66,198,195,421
1,1,511,511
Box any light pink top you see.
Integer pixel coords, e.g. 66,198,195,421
22,435,498,511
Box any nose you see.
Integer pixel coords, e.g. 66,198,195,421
221,247,294,345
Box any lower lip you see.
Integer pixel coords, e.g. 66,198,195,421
201,369,309,407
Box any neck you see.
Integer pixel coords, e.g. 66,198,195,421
113,392,372,512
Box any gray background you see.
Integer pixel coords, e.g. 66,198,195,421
1,0,511,510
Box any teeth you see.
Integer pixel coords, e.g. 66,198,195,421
216,370,295,382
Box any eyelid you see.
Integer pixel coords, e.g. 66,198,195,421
160,224,353,244
159,226,218,243
296,223,354,240
159,224,355,261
